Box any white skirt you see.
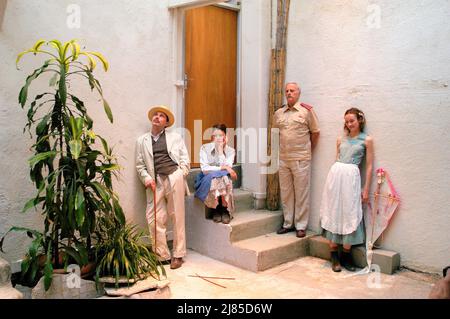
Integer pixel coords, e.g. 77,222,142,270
320,162,363,235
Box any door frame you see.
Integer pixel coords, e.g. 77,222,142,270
168,1,241,141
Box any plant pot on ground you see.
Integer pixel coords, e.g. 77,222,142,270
95,218,166,288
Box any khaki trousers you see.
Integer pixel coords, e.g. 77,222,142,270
146,168,186,261
279,159,311,231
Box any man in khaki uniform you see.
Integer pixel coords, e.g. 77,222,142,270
136,105,190,269
273,83,320,238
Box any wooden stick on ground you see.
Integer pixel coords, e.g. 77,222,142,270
192,273,227,288
188,275,235,280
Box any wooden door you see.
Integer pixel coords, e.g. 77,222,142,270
185,5,237,167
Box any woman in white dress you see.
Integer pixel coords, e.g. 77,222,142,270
320,108,374,272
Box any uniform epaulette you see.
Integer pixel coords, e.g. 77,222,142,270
300,103,313,111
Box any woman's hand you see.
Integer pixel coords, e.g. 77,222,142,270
362,187,370,203
221,165,237,181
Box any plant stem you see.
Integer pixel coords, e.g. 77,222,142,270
53,90,64,269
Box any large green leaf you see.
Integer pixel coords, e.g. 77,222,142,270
113,198,125,226
18,60,50,107
85,51,109,72
71,41,80,61
74,242,89,265
16,49,34,68
91,181,110,204
75,186,86,227
36,114,51,136
102,98,113,123
79,52,97,71
63,246,83,266
28,151,56,169
32,39,46,52
69,116,84,139
99,164,119,171
58,64,67,106
69,140,82,159
49,39,63,56
22,196,45,213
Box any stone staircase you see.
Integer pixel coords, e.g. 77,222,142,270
186,187,400,274
186,189,315,272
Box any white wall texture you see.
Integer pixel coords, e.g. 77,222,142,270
0,0,448,272
285,0,450,272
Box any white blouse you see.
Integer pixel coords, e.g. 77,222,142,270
200,142,236,173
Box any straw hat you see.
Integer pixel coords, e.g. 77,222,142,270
147,105,175,128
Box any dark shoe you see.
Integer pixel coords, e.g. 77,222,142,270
296,229,306,238
277,227,295,235
221,212,231,224
213,211,222,223
331,251,342,272
341,250,356,272
170,257,184,270
159,259,171,265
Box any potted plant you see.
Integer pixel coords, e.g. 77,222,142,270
0,39,126,291
94,217,166,288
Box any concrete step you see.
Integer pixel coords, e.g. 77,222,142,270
231,231,315,271
233,189,254,212
229,209,283,242
308,235,400,274
186,188,315,272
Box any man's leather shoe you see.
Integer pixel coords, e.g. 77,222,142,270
277,227,295,235
296,229,306,238
170,257,184,270
159,259,171,265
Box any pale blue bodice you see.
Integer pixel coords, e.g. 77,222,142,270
337,132,367,165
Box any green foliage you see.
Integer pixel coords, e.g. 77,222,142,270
95,219,166,288
1,39,124,291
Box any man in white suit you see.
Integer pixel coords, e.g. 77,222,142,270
136,105,190,270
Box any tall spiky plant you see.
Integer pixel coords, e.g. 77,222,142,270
0,39,125,290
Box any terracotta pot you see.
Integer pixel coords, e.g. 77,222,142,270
80,262,97,279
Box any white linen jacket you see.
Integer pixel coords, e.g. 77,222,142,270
135,130,190,195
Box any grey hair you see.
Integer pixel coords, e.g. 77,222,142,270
285,82,301,92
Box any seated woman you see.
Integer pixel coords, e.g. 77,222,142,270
195,124,237,224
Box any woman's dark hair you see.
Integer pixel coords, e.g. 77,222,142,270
212,124,227,134
344,107,366,133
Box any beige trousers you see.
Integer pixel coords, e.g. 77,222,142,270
146,168,186,261
279,159,311,231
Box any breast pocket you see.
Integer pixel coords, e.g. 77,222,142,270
293,117,306,125
276,118,288,128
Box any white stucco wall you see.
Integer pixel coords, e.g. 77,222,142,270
285,0,450,272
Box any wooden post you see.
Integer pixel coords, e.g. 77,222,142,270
0,1,7,31
266,0,290,210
